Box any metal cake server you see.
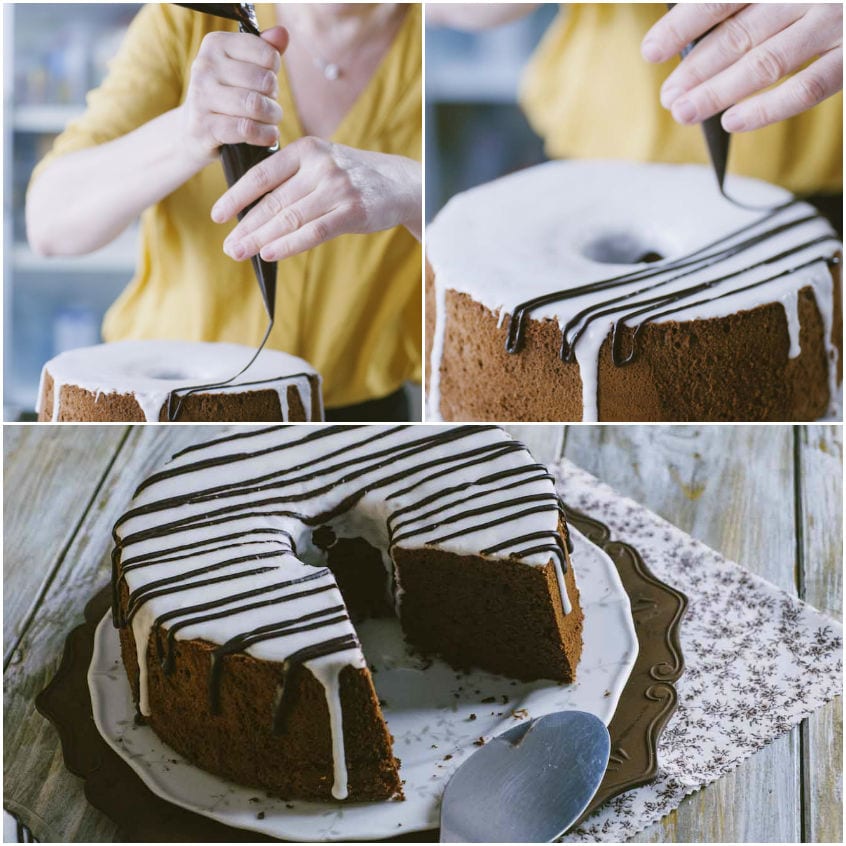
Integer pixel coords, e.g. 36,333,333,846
440,711,610,843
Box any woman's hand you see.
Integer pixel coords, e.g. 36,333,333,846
179,26,289,166
212,136,422,261
641,4,842,132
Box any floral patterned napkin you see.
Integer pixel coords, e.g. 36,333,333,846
552,459,843,843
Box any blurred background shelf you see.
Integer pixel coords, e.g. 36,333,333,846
424,5,556,220
3,3,142,420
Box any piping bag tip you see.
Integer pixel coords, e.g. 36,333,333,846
702,112,730,193
251,254,277,324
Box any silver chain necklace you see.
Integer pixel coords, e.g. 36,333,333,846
284,6,397,82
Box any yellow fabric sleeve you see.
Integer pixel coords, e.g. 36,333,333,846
29,3,422,408
520,3,842,195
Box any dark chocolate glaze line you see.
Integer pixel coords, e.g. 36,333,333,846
505,202,837,364
165,320,279,421
561,236,832,367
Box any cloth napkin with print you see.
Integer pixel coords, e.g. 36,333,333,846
551,460,843,843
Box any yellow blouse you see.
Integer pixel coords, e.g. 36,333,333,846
32,3,422,408
521,4,842,195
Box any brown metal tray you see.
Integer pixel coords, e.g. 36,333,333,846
35,508,686,841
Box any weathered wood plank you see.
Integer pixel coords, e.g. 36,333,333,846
4,425,232,843
796,425,843,843
502,424,565,465
563,425,801,843
2,426,128,664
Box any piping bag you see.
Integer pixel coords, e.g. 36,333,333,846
668,4,790,213
168,2,278,419
667,3,729,196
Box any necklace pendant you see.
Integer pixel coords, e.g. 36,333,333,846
323,62,340,81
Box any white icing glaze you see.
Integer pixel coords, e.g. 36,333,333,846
37,340,322,422
114,425,575,799
426,160,840,421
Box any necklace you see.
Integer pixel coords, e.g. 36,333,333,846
280,5,399,82
306,50,341,82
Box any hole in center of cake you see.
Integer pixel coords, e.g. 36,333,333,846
582,232,665,265
146,368,193,380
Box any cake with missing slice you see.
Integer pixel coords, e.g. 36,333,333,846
112,425,582,801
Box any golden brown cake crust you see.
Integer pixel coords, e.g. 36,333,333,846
427,259,842,422
37,372,320,422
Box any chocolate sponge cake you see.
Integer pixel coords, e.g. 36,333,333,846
426,161,842,422
38,340,322,422
112,425,583,802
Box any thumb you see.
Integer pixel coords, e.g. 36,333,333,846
261,25,289,56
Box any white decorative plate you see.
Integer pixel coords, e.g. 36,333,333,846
89,527,638,841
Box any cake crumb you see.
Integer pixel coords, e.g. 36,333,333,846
468,713,477,721
257,812,265,820
473,737,486,746
512,708,529,720
431,744,438,749
443,754,453,761
604,690,612,697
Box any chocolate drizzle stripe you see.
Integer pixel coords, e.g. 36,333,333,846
158,579,336,675
119,427,496,529
386,463,548,534
134,425,384,497
272,635,360,734
422,502,563,547
208,609,352,714
504,203,837,364
389,477,555,542
124,562,278,626
121,538,289,575
384,441,526,501
562,235,838,365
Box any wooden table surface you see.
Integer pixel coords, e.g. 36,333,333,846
3,424,842,843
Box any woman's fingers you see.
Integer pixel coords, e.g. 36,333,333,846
202,29,282,71
214,140,419,259
659,5,801,106
226,190,326,260
203,112,280,148
196,55,279,99
641,4,745,62
223,173,317,257
259,210,350,262
212,143,305,223
722,46,843,130
668,14,834,124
